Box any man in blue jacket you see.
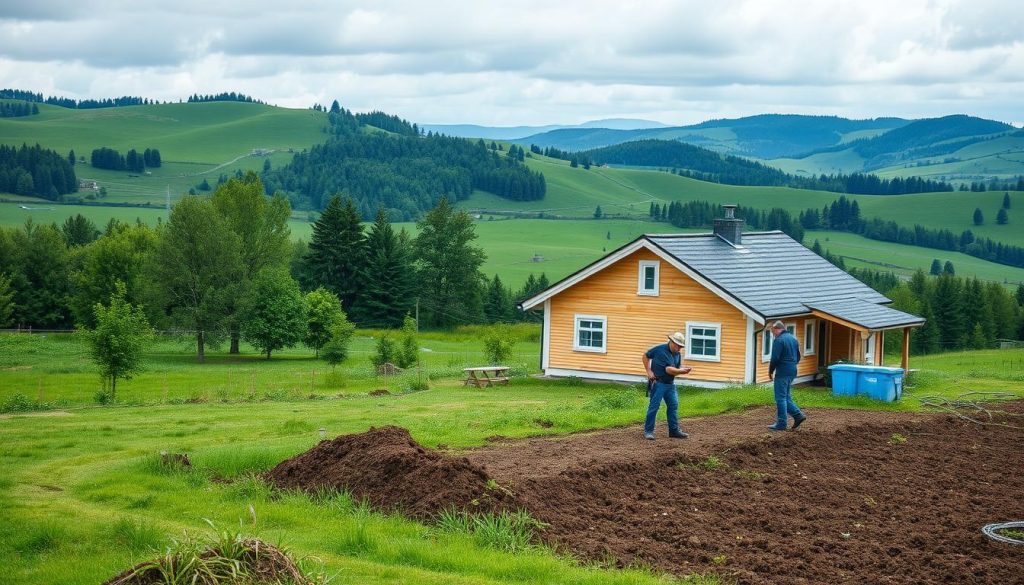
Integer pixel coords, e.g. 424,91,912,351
641,331,693,440
767,320,807,431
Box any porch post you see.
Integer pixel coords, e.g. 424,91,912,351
901,327,911,373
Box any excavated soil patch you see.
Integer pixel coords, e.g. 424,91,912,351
490,404,1024,585
266,425,513,518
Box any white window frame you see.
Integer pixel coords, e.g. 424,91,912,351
803,320,817,356
762,323,796,362
685,321,722,362
573,314,607,353
637,260,660,296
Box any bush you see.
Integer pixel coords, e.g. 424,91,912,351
370,334,397,369
482,325,515,365
321,319,356,369
395,315,419,368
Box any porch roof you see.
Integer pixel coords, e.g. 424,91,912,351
804,298,926,332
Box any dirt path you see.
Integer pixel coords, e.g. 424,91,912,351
464,406,932,482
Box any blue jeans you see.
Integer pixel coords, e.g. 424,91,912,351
645,382,680,434
773,375,803,427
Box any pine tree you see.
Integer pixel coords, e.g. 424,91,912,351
414,197,485,327
353,209,416,327
931,273,962,349
912,300,940,354
594,205,602,219
997,208,1008,225
973,208,984,225
1003,192,1011,209
304,195,365,312
484,275,511,323
929,259,942,275
943,261,955,275
68,150,75,166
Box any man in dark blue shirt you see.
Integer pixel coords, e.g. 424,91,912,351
767,320,807,431
641,331,693,440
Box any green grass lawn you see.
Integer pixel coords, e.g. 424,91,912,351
2,330,1023,584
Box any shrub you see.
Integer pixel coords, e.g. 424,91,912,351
482,325,515,365
370,334,397,369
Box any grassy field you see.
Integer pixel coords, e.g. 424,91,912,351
769,133,1024,181
809,230,1024,285
1,330,1023,584
0,101,327,203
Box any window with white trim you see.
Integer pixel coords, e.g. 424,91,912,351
803,320,816,356
573,315,607,353
685,322,721,361
762,323,796,362
637,260,660,296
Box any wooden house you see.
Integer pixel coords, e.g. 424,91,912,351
518,206,925,388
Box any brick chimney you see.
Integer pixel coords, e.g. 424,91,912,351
713,204,743,245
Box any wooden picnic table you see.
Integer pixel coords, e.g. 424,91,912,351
463,366,510,388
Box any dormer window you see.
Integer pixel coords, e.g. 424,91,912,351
638,260,660,296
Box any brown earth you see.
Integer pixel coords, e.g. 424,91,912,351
265,426,513,518
268,406,1024,584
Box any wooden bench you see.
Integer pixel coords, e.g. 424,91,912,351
463,366,510,388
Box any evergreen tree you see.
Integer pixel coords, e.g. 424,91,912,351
997,208,1008,225
484,274,511,323
1004,192,1011,209
929,259,942,275
0,272,14,327
943,260,955,275
931,273,962,349
353,208,415,327
68,150,76,166
973,208,984,225
912,300,940,354
594,205,603,219
61,214,100,247
304,195,365,312
414,197,486,327
396,315,420,368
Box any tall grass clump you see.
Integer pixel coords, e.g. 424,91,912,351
434,509,546,553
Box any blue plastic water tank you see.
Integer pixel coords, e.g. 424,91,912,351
828,364,859,397
855,366,905,402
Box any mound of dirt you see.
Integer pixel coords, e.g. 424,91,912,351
104,538,313,585
266,426,514,518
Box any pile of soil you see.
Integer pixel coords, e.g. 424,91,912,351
104,538,313,585
503,404,1024,584
266,426,514,518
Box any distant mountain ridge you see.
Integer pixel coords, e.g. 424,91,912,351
421,118,669,140
516,114,913,158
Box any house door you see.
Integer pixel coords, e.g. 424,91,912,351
817,321,828,368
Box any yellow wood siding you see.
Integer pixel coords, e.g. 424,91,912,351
547,249,749,384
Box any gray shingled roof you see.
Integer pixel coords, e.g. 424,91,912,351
804,298,926,330
647,231,892,319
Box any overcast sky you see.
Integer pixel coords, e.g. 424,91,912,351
1,0,1022,126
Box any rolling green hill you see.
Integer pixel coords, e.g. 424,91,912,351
0,101,328,203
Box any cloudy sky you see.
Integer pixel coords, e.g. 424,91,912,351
1,0,1022,126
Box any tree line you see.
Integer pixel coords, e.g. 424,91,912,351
576,139,954,195
798,196,1024,270
0,101,39,118
187,92,265,104
0,178,546,355
90,147,162,172
647,200,806,242
0,143,78,200
263,106,545,218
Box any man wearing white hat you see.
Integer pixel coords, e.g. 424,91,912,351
641,332,693,440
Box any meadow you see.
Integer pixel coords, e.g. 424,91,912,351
2,329,1023,584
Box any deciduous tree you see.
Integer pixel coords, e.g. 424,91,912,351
414,197,486,327
85,283,152,402
240,269,307,359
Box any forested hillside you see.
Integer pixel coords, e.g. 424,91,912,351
263,107,545,218
581,139,953,195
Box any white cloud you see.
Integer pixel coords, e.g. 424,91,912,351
0,0,1021,125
